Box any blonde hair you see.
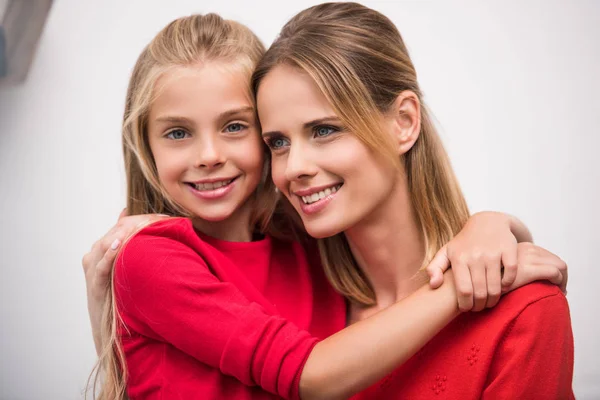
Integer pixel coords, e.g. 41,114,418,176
252,2,470,306
87,14,272,399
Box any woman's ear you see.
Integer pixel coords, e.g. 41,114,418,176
388,90,421,155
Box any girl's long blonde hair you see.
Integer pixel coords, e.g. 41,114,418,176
252,2,470,306
87,14,274,399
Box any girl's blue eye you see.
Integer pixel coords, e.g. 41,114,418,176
225,123,245,133
166,129,189,140
314,126,336,137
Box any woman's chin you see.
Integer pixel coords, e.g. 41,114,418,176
304,221,345,240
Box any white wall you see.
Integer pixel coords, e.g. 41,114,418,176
0,0,598,398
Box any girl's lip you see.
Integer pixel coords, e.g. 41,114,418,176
189,176,238,185
297,187,340,215
187,177,237,200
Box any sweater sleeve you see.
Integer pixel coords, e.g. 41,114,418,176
114,229,318,400
482,290,575,399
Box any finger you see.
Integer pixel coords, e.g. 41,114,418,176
485,261,502,308
452,261,474,312
96,239,121,284
500,247,518,288
426,245,449,289
559,264,568,295
470,260,488,312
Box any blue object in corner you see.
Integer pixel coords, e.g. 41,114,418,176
0,26,6,78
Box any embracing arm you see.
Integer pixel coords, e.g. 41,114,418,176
118,226,460,400
300,278,458,400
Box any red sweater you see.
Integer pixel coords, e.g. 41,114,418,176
352,282,575,400
114,218,346,399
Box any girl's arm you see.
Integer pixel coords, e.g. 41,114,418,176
426,211,566,312
299,276,459,399
114,221,461,400
84,214,567,399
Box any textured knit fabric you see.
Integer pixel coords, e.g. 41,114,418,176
352,282,575,400
114,218,346,399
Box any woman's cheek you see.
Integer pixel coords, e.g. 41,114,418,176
270,156,287,191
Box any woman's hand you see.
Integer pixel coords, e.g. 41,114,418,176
82,210,169,354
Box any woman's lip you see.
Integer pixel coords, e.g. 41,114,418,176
187,178,237,200
293,182,343,197
297,187,340,215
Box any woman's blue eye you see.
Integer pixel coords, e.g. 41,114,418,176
166,129,189,140
225,123,245,133
267,136,290,150
315,126,336,137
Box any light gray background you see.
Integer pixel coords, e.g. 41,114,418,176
0,0,598,398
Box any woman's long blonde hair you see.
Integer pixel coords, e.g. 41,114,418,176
87,14,274,399
252,2,470,306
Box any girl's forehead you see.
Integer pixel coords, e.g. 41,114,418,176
149,63,254,121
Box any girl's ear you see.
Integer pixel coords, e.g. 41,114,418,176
387,90,421,155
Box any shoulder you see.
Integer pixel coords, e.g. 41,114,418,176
115,217,209,282
498,281,568,318
461,282,570,336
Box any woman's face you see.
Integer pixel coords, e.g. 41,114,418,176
147,62,264,228
256,64,399,238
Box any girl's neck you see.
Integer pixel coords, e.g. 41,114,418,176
344,174,427,310
192,200,255,242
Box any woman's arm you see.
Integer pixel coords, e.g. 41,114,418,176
82,212,167,354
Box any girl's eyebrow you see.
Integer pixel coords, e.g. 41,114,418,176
262,116,340,137
154,106,255,126
154,115,194,125
218,106,255,121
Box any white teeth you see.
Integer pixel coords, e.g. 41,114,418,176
193,179,231,191
301,184,342,204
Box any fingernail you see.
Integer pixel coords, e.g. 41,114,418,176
110,239,121,251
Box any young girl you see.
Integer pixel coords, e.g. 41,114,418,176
253,2,574,398
83,12,568,400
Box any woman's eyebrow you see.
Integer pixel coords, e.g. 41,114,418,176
262,116,341,137
302,116,340,129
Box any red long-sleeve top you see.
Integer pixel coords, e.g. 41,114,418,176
114,218,345,399
352,282,575,400
115,218,574,400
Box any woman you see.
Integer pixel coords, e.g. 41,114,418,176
252,2,574,398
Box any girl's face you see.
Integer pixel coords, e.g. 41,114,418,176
256,64,399,238
148,62,263,228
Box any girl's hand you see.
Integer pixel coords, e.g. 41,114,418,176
426,212,520,312
503,242,568,295
82,210,169,353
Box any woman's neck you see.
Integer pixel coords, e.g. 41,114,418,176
344,174,427,310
